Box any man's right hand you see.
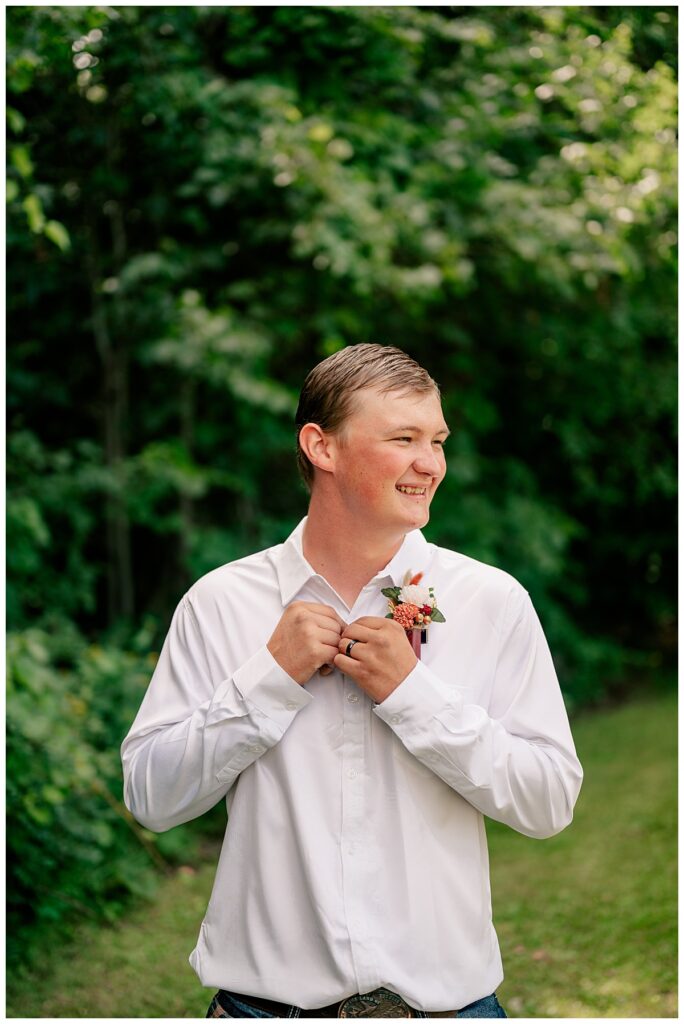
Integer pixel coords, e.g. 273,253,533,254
267,602,346,684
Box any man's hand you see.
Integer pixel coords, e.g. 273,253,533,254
333,616,417,703
267,602,345,685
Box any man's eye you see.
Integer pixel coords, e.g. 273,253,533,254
433,439,445,447
393,437,412,443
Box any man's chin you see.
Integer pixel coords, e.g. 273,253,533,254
404,508,430,530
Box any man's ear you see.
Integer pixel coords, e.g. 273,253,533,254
298,422,336,475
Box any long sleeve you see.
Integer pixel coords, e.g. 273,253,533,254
373,585,583,839
121,596,312,832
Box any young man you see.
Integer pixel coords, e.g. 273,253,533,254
121,344,583,1019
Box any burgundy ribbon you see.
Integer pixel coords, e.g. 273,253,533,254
407,627,424,660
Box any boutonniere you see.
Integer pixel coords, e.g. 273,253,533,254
382,570,446,659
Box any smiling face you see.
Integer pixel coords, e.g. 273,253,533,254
326,385,449,538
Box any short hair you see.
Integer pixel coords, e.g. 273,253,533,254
295,343,440,490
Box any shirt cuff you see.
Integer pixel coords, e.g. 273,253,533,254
373,660,463,734
231,644,313,733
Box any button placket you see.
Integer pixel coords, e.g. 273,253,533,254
340,664,381,994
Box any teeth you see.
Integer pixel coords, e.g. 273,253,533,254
397,485,426,495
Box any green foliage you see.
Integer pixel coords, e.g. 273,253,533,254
6,618,160,962
7,431,101,624
6,3,676,961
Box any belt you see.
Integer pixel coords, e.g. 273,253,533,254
216,987,459,1018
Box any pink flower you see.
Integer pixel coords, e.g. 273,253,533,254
392,602,420,629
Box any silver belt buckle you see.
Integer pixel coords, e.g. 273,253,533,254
338,987,414,1018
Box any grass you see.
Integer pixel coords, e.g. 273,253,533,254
7,692,677,1018
491,691,677,1018
7,861,218,1019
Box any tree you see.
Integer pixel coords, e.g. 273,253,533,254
6,4,676,956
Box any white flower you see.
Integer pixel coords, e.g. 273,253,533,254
399,584,432,607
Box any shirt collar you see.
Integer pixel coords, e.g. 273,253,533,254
271,519,316,606
271,517,433,606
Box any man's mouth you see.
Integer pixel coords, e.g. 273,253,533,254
396,485,428,496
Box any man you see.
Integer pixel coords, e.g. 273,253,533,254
121,344,583,1019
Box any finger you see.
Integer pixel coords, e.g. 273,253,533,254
293,609,344,637
311,604,347,628
348,616,387,630
290,602,346,627
333,652,362,676
320,641,344,664
317,625,346,646
340,622,377,642
319,663,335,676
311,614,345,634
338,637,368,660
308,608,347,631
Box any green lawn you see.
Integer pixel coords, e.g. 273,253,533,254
492,691,677,1018
7,693,676,1018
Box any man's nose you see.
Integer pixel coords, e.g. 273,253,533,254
412,444,444,477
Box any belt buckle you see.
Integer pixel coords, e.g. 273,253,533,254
338,988,414,1018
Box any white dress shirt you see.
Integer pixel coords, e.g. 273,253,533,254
121,518,583,1012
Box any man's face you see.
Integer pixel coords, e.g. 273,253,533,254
328,385,449,535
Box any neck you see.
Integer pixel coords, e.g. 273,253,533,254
303,492,405,608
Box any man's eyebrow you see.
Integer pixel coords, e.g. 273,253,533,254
386,425,451,436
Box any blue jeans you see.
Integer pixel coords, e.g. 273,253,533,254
205,989,507,1018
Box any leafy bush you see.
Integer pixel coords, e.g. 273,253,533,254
6,618,224,966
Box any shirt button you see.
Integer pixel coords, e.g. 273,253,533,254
347,768,358,779
249,744,264,754
390,714,402,724
346,692,359,703
285,700,298,711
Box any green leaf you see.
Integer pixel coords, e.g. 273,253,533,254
10,145,33,179
22,193,44,232
381,587,401,601
7,107,26,134
44,220,71,252
430,608,446,623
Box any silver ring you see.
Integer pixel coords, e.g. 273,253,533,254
345,640,359,658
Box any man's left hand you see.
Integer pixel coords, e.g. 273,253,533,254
333,616,417,703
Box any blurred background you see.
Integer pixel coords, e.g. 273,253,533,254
6,6,677,1018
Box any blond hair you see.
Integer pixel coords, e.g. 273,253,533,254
295,343,440,489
